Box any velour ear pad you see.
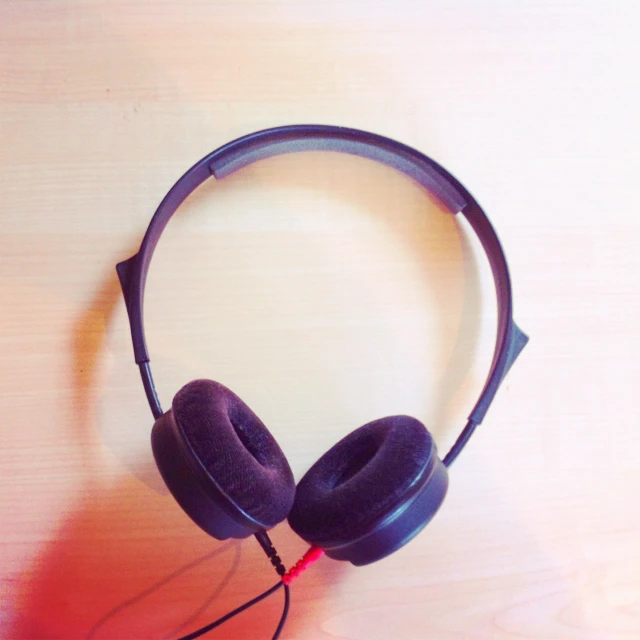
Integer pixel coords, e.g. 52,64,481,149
151,379,295,540
288,415,448,565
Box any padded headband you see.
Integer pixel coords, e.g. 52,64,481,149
117,125,528,466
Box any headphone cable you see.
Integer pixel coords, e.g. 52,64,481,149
272,583,290,640
176,580,285,640
175,533,322,639
176,532,291,640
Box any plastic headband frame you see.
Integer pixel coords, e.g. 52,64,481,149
117,124,528,466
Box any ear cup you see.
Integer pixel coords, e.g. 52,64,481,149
152,379,295,539
288,416,448,565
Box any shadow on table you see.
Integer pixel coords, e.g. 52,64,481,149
11,265,342,639
12,471,338,639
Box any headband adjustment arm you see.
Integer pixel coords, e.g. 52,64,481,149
116,252,149,364
469,321,528,426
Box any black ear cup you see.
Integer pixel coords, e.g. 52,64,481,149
151,379,296,540
288,415,448,565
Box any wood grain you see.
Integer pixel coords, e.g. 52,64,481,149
1,1,639,638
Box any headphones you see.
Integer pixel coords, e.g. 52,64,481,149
117,125,528,567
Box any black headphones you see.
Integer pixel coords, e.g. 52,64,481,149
117,125,528,568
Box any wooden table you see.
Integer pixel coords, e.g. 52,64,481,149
1,2,638,638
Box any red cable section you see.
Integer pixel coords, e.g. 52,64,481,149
282,547,325,585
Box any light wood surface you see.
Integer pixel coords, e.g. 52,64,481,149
1,2,639,639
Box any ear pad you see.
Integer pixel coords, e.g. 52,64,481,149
151,379,295,539
288,416,448,565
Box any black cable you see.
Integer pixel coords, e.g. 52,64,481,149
176,581,283,640
256,530,290,639
271,583,290,640
175,533,290,640
254,530,286,577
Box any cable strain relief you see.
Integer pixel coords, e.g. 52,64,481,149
282,547,324,586
255,531,287,577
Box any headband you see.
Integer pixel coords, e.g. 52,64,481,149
117,125,527,466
